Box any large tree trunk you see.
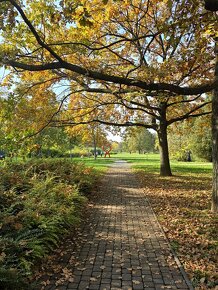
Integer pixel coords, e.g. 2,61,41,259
157,102,172,176
157,124,172,176
211,39,218,212
93,132,97,160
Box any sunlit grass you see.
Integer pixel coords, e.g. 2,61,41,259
1,152,212,176
115,152,212,176
72,156,115,172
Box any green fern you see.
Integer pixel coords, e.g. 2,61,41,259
0,158,93,289
0,267,29,290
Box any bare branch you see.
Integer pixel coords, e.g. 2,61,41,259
48,31,159,52
167,94,206,107
168,111,212,125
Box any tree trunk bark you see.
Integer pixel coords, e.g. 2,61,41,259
158,102,172,176
92,127,97,160
211,39,218,212
93,135,97,160
158,124,172,176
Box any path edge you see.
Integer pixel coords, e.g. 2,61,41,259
142,189,194,290
116,161,194,289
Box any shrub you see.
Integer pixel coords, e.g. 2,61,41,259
0,159,97,289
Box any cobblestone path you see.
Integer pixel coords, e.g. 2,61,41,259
35,161,193,290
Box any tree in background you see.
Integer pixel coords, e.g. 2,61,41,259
190,115,212,162
0,88,60,158
122,128,155,154
29,127,72,158
111,141,120,154
66,122,109,159
168,115,212,162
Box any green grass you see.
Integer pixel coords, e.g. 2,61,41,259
72,153,160,173
1,152,212,175
113,152,212,176
171,161,212,175
64,153,212,176
72,156,115,172
116,153,160,172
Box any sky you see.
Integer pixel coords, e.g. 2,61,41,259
108,131,122,142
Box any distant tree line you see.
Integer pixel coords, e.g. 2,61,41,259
168,115,212,162
121,128,156,154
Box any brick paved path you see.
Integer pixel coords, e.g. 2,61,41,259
35,161,193,290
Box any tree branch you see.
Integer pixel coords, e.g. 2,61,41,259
3,59,217,95
9,0,63,62
168,102,211,125
52,119,154,129
167,94,206,107
19,93,71,141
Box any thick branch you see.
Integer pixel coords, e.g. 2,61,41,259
3,59,217,95
168,102,211,125
52,119,154,129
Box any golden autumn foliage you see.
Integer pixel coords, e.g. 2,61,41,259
0,0,217,206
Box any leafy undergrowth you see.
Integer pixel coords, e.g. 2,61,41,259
0,159,98,290
137,170,218,289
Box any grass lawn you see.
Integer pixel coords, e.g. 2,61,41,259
72,156,115,172
114,152,212,174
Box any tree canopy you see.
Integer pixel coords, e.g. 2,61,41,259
0,0,217,95
0,0,217,210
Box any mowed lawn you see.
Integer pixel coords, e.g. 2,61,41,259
82,153,217,289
